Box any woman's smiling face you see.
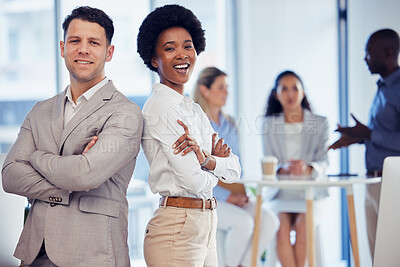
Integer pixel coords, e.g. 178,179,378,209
152,27,197,93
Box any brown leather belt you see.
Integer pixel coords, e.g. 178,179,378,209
366,170,382,177
160,196,217,210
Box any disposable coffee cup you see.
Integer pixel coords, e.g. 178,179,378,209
261,156,278,180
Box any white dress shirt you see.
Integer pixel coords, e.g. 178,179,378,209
142,83,241,199
284,122,303,161
64,78,108,127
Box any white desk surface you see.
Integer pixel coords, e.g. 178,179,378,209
238,175,381,189
242,174,380,267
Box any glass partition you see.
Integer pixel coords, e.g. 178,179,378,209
0,0,55,153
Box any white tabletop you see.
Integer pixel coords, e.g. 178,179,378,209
238,175,381,189
242,174,379,267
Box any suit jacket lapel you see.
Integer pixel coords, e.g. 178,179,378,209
51,90,67,153
300,110,312,159
275,114,287,161
58,81,116,154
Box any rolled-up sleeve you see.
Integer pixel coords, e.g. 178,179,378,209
145,103,241,195
213,153,241,183
147,110,219,194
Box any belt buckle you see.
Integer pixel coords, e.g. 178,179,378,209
210,197,217,210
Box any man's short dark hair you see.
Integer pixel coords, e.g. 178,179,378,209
370,28,400,56
62,6,114,44
137,4,206,72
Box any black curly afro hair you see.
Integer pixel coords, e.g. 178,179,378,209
137,4,206,72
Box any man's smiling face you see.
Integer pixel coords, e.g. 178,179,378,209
60,18,114,88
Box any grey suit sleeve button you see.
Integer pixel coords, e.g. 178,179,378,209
50,203,56,207
49,197,54,201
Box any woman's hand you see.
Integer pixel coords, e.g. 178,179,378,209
287,160,312,175
227,193,249,208
211,133,231,158
172,119,206,165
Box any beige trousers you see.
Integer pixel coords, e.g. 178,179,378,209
365,182,381,259
144,206,218,267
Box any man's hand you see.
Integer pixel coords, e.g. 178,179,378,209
226,193,249,208
328,120,365,150
335,114,372,140
328,133,361,150
82,136,98,154
211,133,231,158
172,119,206,164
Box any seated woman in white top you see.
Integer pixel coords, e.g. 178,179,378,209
262,70,329,267
137,5,241,267
194,66,279,267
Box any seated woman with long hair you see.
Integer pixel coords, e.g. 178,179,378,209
263,70,329,267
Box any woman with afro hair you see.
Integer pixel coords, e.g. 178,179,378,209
137,5,241,267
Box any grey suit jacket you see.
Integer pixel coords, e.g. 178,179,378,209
2,80,143,267
262,110,329,200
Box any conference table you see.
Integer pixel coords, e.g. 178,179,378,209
238,175,381,267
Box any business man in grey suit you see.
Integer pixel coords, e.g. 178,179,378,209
1,6,143,267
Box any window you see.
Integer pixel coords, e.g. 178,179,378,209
0,0,55,153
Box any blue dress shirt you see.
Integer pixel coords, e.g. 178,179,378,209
210,112,241,201
365,68,400,172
